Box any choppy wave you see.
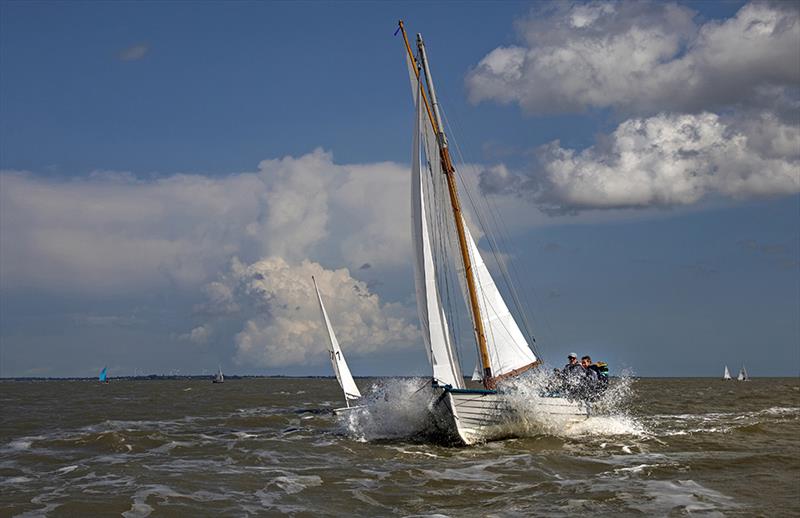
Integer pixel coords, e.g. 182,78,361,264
1,377,798,516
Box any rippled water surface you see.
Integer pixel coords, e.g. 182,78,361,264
1,377,798,516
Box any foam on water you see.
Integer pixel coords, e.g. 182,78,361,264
647,405,800,437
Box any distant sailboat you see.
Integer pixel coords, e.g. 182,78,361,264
738,364,750,381
723,365,732,380
212,365,224,384
312,276,362,413
471,363,482,382
98,366,109,383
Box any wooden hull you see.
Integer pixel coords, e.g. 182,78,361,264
430,387,589,446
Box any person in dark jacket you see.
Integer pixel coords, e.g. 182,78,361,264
561,353,586,396
581,356,599,381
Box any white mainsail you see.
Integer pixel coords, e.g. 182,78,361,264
312,276,362,403
723,365,731,380
407,42,535,384
460,220,537,378
409,54,464,388
738,365,749,381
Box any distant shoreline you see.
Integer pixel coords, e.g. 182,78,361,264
0,375,796,381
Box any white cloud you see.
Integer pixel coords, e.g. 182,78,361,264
0,149,411,295
200,257,418,368
482,111,800,211
117,43,149,62
179,325,211,345
467,2,799,114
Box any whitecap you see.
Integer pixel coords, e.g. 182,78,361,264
2,476,32,484
629,479,737,514
7,439,33,450
270,474,322,495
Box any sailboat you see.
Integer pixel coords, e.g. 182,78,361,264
312,276,363,413
471,363,482,382
737,364,750,381
98,366,109,383
723,365,732,380
398,21,588,445
212,365,224,384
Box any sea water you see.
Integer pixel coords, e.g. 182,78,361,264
1,376,797,516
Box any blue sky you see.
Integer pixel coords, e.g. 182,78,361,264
1,0,798,378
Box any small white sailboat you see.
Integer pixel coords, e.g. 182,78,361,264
723,365,732,380
397,21,588,445
737,364,750,381
312,276,363,413
212,365,224,384
471,363,482,382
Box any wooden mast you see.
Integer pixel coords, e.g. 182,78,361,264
398,21,495,388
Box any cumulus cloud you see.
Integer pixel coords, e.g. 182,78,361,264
179,325,211,345
0,149,410,294
481,112,800,211
197,257,418,368
467,1,800,115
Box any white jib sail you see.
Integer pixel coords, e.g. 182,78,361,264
723,365,731,379
410,64,464,388
312,277,361,402
461,220,537,378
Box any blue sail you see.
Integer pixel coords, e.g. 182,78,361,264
99,367,108,382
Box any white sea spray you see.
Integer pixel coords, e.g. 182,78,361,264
338,378,436,441
501,366,645,438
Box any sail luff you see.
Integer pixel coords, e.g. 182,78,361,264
312,276,362,400
410,68,464,388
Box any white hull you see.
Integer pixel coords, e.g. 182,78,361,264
429,387,589,445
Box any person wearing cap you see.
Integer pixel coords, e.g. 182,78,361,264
561,352,586,396
563,352,586,380
564,353,582,373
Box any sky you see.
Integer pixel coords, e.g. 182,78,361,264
1,0,798,378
